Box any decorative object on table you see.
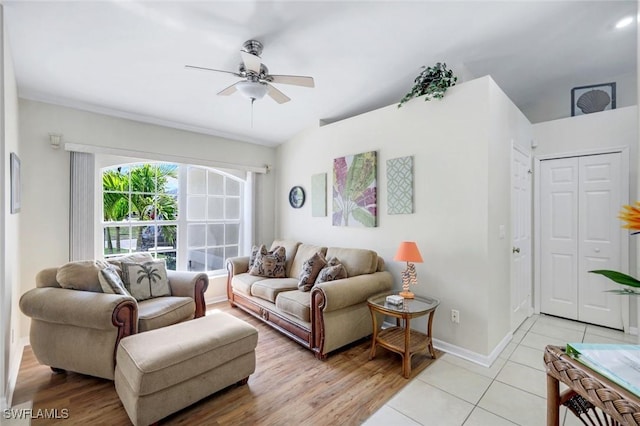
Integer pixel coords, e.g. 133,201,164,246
333,151,377,227
571,82,616,116
10,152,21,214
386,294,404,306
387,156,414,214
288,186,305,208
398,62,457,108
394,241,423,298
311,173,327,217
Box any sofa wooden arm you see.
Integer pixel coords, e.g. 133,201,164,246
166,271,209,318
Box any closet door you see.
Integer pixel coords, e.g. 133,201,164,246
540,157,579,320
577,153,622,329
540,153,624,329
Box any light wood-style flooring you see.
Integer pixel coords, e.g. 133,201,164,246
12,302,439,425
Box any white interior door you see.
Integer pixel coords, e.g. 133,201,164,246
540,153,624,329
577,153,622,329
540,157,579,320
511,146,532,331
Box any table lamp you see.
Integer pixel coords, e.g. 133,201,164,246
394,241,423,299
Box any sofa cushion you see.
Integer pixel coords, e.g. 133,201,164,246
298,252,327,291
270,240,301,277
250,246,286,278
107,252,154,275
231,273,265,296
276,290,311,322
315,262,348,284
56,260,109,293
137,297,195,332
251,278,299,303
122,260,171,301
290,244,328,279
248,245,261,271
325,247,378,276
98,265,130,295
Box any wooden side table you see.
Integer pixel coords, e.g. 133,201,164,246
544,345,640,426
367,292,439,378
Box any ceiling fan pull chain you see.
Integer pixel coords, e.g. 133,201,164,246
251,98,255,128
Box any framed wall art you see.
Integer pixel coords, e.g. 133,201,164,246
333,151,377,227
571,82,616,116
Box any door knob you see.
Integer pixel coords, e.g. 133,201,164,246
512,247,520,254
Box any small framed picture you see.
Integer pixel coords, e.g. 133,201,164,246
10,152,21,214
571,82,616,116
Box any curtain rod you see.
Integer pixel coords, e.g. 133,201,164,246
64,143,269,174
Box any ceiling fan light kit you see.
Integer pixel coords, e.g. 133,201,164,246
236,80,269,100
186,39,315,105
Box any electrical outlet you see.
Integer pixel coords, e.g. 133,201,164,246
451,309,460,324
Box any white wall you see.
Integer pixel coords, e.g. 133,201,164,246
532,106,639,326
276,76,531,358
2,5,20,408
17,99,277,340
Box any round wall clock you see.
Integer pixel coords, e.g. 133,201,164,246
289,186,305,208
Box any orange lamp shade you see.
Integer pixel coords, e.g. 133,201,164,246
393,241,423,263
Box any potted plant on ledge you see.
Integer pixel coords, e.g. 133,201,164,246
398,62,458,108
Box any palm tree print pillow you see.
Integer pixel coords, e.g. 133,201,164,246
121,260,171,301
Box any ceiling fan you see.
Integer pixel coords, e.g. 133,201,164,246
185,40,315,104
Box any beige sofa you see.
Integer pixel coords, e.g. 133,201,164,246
226,240,393,359
19,255,209,380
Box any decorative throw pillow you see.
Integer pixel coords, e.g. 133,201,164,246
249,246,286,278
98,265,130,296
298,252,327,291
248,244,262,271
121,260,171,301
56,260,109,293
315,257,348,284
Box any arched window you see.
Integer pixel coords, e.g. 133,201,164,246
101,162,244,272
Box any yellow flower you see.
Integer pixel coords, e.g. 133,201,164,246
619,202,640,231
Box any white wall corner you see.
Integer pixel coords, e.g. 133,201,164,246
433,332,512,368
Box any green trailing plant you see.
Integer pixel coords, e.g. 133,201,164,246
398,62,457,108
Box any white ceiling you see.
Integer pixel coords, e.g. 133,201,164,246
4,1,637,147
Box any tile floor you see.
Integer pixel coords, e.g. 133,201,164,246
364,313,639,426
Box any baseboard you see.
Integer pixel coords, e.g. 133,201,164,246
205,295,227,306
433,332,512,368
5,337,28,408
631,326,639,336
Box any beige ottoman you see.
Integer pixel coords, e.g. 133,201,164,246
114,311,258,426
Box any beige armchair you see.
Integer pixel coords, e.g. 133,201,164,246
20,263,208,380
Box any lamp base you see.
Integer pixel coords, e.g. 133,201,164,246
399,290,415,299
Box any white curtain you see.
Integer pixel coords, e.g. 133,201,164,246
69,152,95,261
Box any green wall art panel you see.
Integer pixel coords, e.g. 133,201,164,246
386,156,414,214
333,151,377,227
311,173,327,217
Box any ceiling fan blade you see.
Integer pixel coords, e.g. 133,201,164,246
269,75,315,88
267,84,291,104
240,50,262,74
217,82,239,96
185,65,241,77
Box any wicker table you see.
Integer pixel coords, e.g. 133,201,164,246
544,345,640,426
367,292,439,378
